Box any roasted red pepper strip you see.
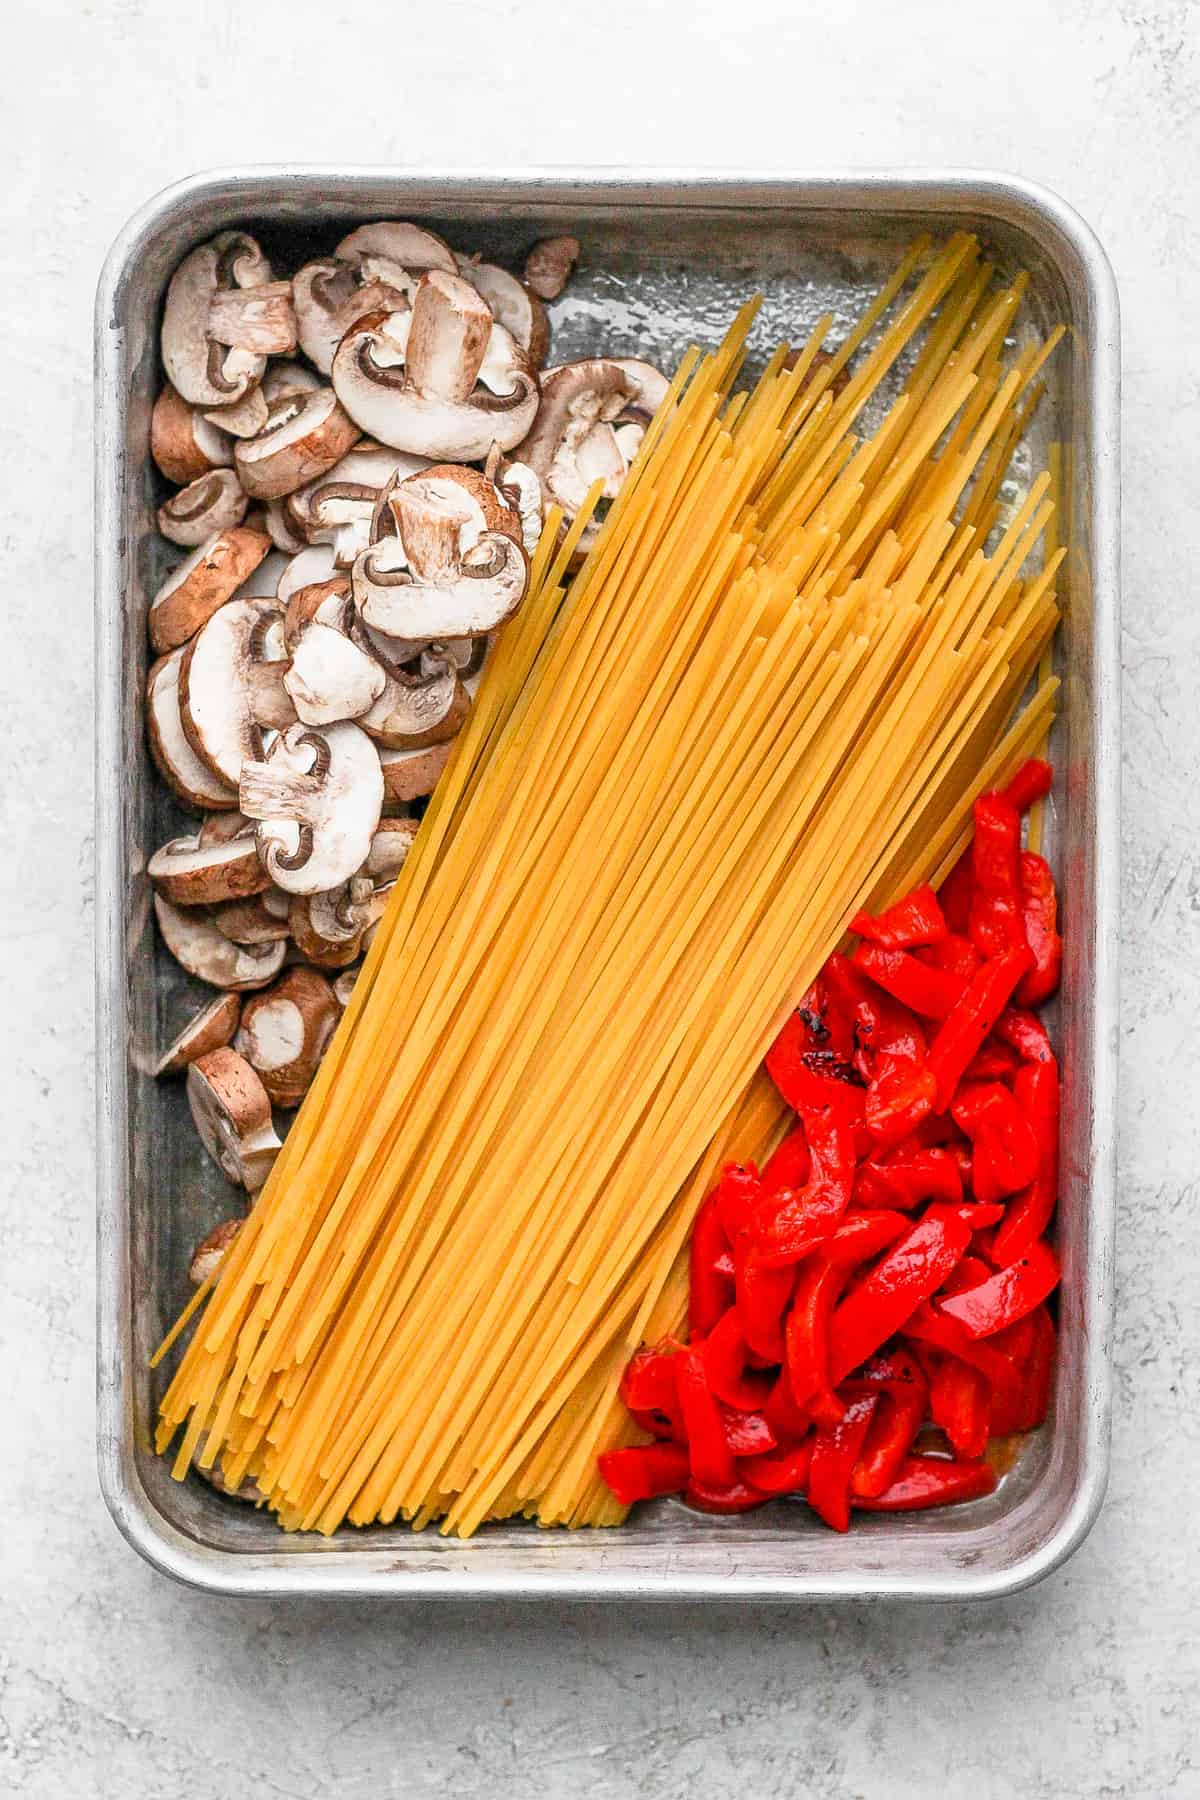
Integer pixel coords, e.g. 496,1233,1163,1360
739,1436,813,1495
854,1147,963,1210
763,1366,815,1442
852,1455,997,1511
864,1058,938,1149
825,1210,909,1262
962,1040,1020,1083
828,1207,973,1385
752,1109,856,1266
702,1308,774,1411
853,943,968,1020
902,1303,1024,1411
991,1059,1060,1264
918,932,982,979
844,1348,928,1498
1015,850,1063,1007
619,1345,680,1418
761,1130,810,1194
766,1007,865,1123
939,1239,1061,1337
598,1442,691,1505
969,792,1028,958
824,953,926,1073
720,1406,777,1457
927,1352,991,1459
674,1347,736,1486
1002,757,1053,814
734,1237,794,1361
808,1394,879,1531
926,948,1031,1110
992,1006,1056,1065
685,1475,768,1513
689,1195,734,1336
785,1257,844,1413
714,1161,762,1244
850,884,948,949
1013,1305,1056,1432
951,1081,1039,1203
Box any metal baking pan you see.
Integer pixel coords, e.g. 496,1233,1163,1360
95,168,1119,1599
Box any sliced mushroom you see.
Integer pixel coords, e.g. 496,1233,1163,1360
332,285,539,460
236,966,341,1104
332,966,359,1010
354,531,527,644
363,816,419,882
202,384,270,440
239,720,383,895
155,992,242,1077
277,544,339,607
148,525,272,656
391,464,522,577
287,877,375,970
359,881,395,954
263,495,309,554
234,388,362,501
158,468,249,547
485,449,544,556
283,574,352,651
524,236,580,301
285,614,387,726
233,546,289,600
357,647,465,749
286,443,427,567
146,650,239,812
161,231,281,409
154,894,287,990
198,810,254,847
189,1216,243,1285
148,832,272,906
291,221,456,375
151,385,235,485
334,220,458,271
187,1048,281,1189
455,255,549,366
379,740,453,809
178,598,295,786
211,888,293,946
261,361,325,405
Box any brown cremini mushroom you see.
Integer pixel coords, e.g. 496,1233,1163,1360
146,650,239,813
524,236,580,301
285,606,387,728
155,992,242,1077
157,469,249,548
292,220,457,375
211,887,293,946
363,816,420,881
187,1048,282,1189
198,810,254,847
154,894,287,990
188,1216,243,1285
148,831,272,906
239,720,384,895
178,598,296,787
235,966,340,1106
148,524,272,656
379,740,453,809
161,231,291,409
233,387,362,501
455,254,550,365
277,544,339,607
202,384,270,440
151,385,236,486
285,443,427,568
287,878,375,970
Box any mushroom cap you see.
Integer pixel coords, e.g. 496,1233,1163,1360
148,525,272,656
284,619,387,726
201,383,270,440
148,832,271,906
287,878,374,969
513,357,668,545
364,816,419,882
234,388,363,501
210,889,293,946
178,598,295,786
158,468,249,548
198,810,255,847
263,495,309,555
146,650,239,813
455,255,549,364
379,739,453,808
286,442,428,567
524,236,580,301
390,464,522,580
155,992,242,1077
188,1216,244,1286
356,646,464,749
187,1048,281,1189
235,966,340,1106
331,307,539,460
354,530,528,644
331,966,359,1011
161,231,274,408
154,894,287,990
283,575,353,652
238,721,384,896
292,261,411,377
277,544,339,608
151,385,235,485
334,221,457,273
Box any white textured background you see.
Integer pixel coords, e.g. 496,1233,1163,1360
4,1,1198,1795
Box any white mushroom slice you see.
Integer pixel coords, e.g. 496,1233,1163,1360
364,816,419,882
485,450,544,556
354,532,527,643
524,236,580,301
202,384,270,440
155,992,242,1077
162,231,276,409
262,361,325,405
154,894,287,990
189,1217,243,1285
178,599,296,787
149,525,272,656
233,546,289,600
239,721,383,895
286,444,427,567
277,544,338,607
287,878,374,970
151,385,235,485
158,468,249,547
293,262,411,377
187,1048,281,1189
334,221,457,273
332,295,539,460
198,810,254,847
283,574,353,651
379,740,453,809
148,832,271,906
455,255,549,364
390,465,521,581
234,389,362,501
146,650,240,812
285,620,386,726
332,966,359,1010
235,966,340,1106
207,279,297,356
211,890,293,946
358,650,465,750
264,496,309,554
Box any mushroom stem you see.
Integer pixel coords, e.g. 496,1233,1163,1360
239,760,326,825
404,271,493,402
207,282,298,355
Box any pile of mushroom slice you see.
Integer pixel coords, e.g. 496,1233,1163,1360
145,219,668,1352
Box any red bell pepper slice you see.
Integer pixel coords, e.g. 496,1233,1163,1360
991,1059,1060,1265
808,1394,879,1531
684,1475,768,1513
720,1406,777,1457
828,1207,974,1385
962,1040,1020,1083
851,1455,997,1512
714,1160,762,1244
951,1081,1039,1204
785,1256,844,1414
901,1302,1024,1412
864,1057,937,1149
926,947,1031,1110
1009,1304,1056,1432
619,1345,679,1416
734,1236,794,1360
917,932,982,980
938,851,974,934
850,883,948,950
674,1347,736,1487
825,1210,909,1262
739,1436,813,1495
854,1147,963,1211
689,1194,734,1336
853,942,968,1020
1015,850,1063,1007
824,953,926,1073
762,1366,815,1442
938,1239,1061,1338
992,1006,1056,1065
927,1351,991,1459
598,1441,691,1505
843,1348,928,1498
752,1108,856,1266
700,1307,774,1411
761,1130,810,1194
765,1007,865,1123
1002,757,1053,813
969,791,1028,958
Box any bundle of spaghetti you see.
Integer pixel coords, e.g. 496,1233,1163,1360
155,233,1065,1537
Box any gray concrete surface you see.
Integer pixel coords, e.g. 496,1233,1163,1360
3,0,1198,1794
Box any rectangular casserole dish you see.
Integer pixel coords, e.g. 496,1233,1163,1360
96,168,1119,1599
